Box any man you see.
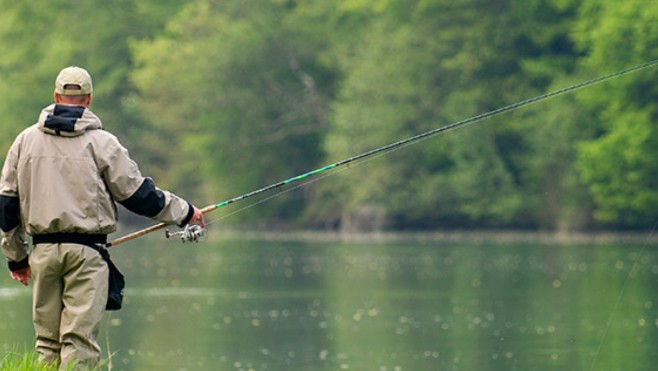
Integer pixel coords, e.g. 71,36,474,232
0,66,206,368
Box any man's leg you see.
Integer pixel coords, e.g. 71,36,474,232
59,244,108,369
29,244,64,366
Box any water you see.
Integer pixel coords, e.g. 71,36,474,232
2,234,658,370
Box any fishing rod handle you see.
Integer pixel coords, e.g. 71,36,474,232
109,222,166,247
201,204,217,213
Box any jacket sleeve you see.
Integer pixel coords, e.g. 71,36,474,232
0,139,29,270
1,222,29,271
97,133,193,226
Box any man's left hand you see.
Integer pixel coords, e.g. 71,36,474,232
10,267,31,286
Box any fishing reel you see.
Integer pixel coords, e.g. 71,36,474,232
165,223,206,243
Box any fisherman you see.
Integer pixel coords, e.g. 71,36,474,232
0,66,206,369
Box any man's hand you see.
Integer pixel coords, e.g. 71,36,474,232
10,266,31,286
189,206,206,228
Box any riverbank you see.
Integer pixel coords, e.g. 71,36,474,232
194,227,658,246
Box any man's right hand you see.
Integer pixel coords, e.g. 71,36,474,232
189,207,206,228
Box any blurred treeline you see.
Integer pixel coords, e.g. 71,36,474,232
1,0,657,232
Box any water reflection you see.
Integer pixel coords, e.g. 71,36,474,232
1,236,658,370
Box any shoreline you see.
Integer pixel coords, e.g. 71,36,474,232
112,217,658,245
194,228,658,245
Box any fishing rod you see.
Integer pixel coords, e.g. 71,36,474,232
108,58,658,247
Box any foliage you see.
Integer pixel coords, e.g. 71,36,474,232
0,0,185,187
573,0,658,226
132,0,336,219
0,0,657,230
313,0,582,229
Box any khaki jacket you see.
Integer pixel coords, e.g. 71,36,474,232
0,104,192,266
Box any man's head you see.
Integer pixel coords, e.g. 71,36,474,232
54,66,93,106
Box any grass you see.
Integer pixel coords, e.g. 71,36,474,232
0,350,110,371
0,351,58,371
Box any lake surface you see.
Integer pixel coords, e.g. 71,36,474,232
2,233,658,370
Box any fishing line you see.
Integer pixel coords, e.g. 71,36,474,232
588,218,658,371
206,137,413,226
109,58,658,246
206,162,350,225
112,59,658,244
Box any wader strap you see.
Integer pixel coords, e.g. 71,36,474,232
32,233,107,247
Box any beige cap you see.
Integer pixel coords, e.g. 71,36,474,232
54,66,93,96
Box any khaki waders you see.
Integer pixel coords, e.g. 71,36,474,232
29,243,108,369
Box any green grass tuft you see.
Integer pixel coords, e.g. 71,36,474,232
0,351,58,371
0,350,110,371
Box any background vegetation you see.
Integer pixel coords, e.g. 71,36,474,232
1,0,657,232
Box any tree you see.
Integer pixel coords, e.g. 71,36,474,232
574,0,658,226
314,0,584,230
0,0,184,183
132,0,337,222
